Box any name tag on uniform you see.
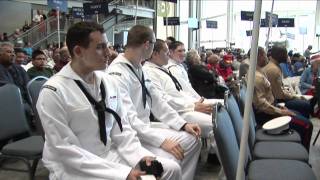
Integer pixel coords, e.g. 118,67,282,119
108,95,117,110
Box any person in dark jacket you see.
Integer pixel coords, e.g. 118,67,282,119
186,49,225,99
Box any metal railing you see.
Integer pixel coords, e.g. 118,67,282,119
11,15,72,47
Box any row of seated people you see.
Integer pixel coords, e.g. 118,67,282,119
241,46,314,151
0,22,316,179
1,22,221,179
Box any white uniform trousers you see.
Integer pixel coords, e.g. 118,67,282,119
105,147,182,180
180,111,213,138
142,128,201,180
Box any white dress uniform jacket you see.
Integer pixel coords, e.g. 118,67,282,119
165,59,201,100
37,64,155,180
107,54,201,180
143,61,213,138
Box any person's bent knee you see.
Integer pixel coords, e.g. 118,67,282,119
160,158,182,180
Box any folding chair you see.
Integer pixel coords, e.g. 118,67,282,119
239,85,301,144
213,104,316,180
0,84,44,180
225,93,308,162
27,76,48,137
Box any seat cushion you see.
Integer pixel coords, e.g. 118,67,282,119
1,136,44,157
255,129,301,142
248,159,316,180
253,141,308,162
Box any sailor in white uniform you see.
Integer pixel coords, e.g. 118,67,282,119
143,39,213,138
37,22,181,180
165,41,201,100
107,25,201,180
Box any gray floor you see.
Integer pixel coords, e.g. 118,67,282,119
1,118,320,180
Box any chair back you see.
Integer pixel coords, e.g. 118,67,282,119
213,104,245,180
27,76,48,106
27,76,48,137
239,86,256,149
0,84,30,141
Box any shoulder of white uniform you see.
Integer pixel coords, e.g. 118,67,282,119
41,75,65,93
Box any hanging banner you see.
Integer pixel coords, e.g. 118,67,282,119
277,18,295,27
162,0,177,3
72,7,84,18
47,0,68,12
260,19,276,28
163,17,180,26
206,20,218,29
83,2,109,15
188,18,198,29
299,27,307,35
265,11,278,27
241,11,254,21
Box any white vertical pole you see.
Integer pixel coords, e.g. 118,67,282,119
315,0,320,50
265,0,275,51
57,7,60,48
165,2,168,38
236,0,262,180
226,0,231,48
135,0,139,25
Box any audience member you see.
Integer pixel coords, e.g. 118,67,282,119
263,46,312,118
166,41,202,100
279,56,294,78
186,49,225,99
14,48,28,66
27,49,54,79
143,40,213,139
108,25,201,180
252,46,313,150
37,21,176,180
53,46,70,72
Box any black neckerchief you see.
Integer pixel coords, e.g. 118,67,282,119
125,64,152,108
74,80,123,146
156,67,182,91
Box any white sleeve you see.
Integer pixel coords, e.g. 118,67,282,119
37,87,132,180
146,79,187,130
111,87,154,167
107,71,166,147
143,67,194,113
168,65,201,100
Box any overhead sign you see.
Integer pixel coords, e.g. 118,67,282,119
188,18,198,29
83,2,108,15
299,27,307,35
265,12,278,27
277,18,295,27
72,7,84,18
241,11,254,21
47,0,68,12
260,19,276,28
163,17,180,26
246,30,252,36
162,0,177,3
206,20,218,29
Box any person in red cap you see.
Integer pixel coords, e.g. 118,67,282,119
216,53,234,83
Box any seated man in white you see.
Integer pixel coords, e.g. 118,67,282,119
143,39,213,138
107,25,202,180
165,41,201,100
37,21,181,180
